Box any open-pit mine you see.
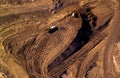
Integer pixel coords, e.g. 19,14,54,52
0,0,120,78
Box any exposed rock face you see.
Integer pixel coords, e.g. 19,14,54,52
0,0,120,78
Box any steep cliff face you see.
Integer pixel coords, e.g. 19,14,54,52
0,0,119,78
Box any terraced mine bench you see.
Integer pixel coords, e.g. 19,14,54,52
0,0,120,78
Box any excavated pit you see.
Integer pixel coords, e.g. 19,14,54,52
47,6,113,72
48,11,93,72
0,0,119,78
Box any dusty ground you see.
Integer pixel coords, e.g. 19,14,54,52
0,0,120,78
